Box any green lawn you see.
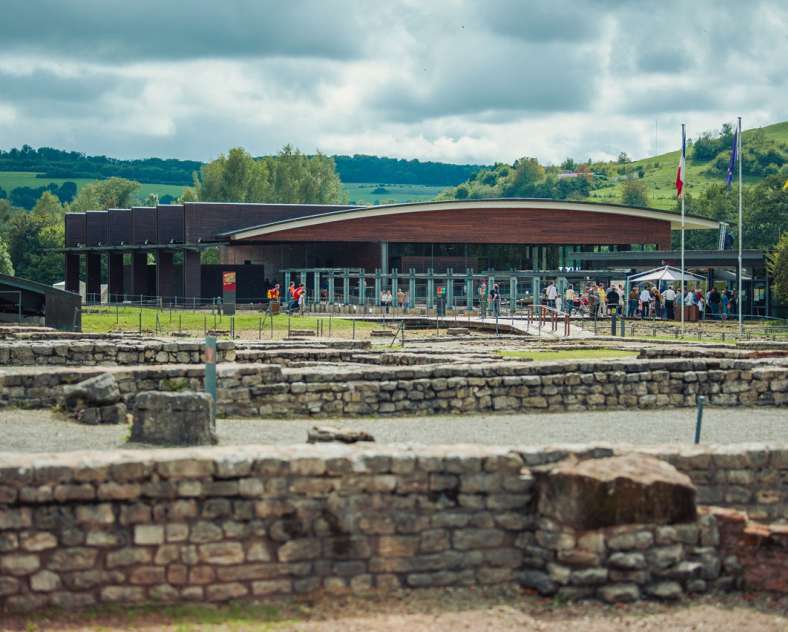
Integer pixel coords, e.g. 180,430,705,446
0,170,188,201
81,306,379,339
343,182,447,205
498,349,638,361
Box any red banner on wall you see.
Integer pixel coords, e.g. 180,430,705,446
222,272,237,292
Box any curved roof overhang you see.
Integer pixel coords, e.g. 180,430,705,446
222,198,720,241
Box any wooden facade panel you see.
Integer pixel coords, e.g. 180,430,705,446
85,211,109,246
244,208,673,249
108,209,132,246
157,204,185,243
183,203,357,243
64,213,86,247
131,207,157,244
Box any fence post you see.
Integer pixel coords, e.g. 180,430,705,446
694,396,705,444
204,336,217,402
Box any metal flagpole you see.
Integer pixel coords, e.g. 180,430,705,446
680,123,686,336
737,116,743,335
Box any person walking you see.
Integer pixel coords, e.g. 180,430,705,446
396,287,405,312
479,282,488,319
490,283,501,318
663,286,676,320
293,283,306,315
639,285,652,319
597,284,607,317
546,281,558,309
565,284,576,315
628,286,639,318
708,287,720,320
652,286,662,319
721,289,730,321
606,284,620,318
381,289,392,314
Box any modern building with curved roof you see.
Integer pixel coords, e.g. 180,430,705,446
63,198,719,301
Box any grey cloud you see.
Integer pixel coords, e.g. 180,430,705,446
479,0,604,43
0,69,121,103
368,38,599,122
637,48,692,73
0,0,365,62
619,87,718,115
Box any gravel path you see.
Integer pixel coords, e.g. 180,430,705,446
1,587,786,631
1,406,786,453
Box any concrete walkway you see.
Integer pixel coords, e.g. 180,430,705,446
3,407,785,453
343,314,594,339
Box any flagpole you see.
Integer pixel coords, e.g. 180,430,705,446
681,123,686,336
737,116,743,335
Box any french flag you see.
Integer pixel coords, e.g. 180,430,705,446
675,126,686,198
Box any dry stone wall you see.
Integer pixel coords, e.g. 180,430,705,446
0,444,785,612
0,340,236,366
2,357,786,417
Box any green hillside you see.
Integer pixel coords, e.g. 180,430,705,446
589,121,788,210
0,171,186,201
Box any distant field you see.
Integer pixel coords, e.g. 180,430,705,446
343,182,447,205
0,171,187,201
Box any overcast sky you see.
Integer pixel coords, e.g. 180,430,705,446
0,0,786,165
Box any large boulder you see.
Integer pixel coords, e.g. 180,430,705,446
63,373,121,407
131,391,217,446
535,454,696,530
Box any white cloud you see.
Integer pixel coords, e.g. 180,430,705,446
0,0,785,164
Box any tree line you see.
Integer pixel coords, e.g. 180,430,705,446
0,145,347,284
0,145,485,188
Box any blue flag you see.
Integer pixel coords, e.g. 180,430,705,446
726,128,738,188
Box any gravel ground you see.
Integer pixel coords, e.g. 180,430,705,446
1,587,786,631
1,406,786,453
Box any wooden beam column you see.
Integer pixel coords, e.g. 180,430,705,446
108,253,124,302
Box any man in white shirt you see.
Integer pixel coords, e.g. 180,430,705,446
546,281,558,309
639,286,652,319
663,286,676,320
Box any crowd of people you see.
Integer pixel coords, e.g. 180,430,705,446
560,281,738,320
262,277,738,321
265,281,308,315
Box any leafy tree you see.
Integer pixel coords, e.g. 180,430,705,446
193,145,346,204
69,177,140,211
769,232,788,303
32,191,64,219
57,181,78,204
617,152,631,164
0,239,14,276
503,158,545,196
5,212,64,284
560,158,577,171
194,147,271,202
178,187,198,203
620,178,649,207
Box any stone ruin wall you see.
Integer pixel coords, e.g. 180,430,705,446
2,357,787,418
0,444,786,613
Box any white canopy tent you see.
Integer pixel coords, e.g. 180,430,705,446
626,265,705,284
